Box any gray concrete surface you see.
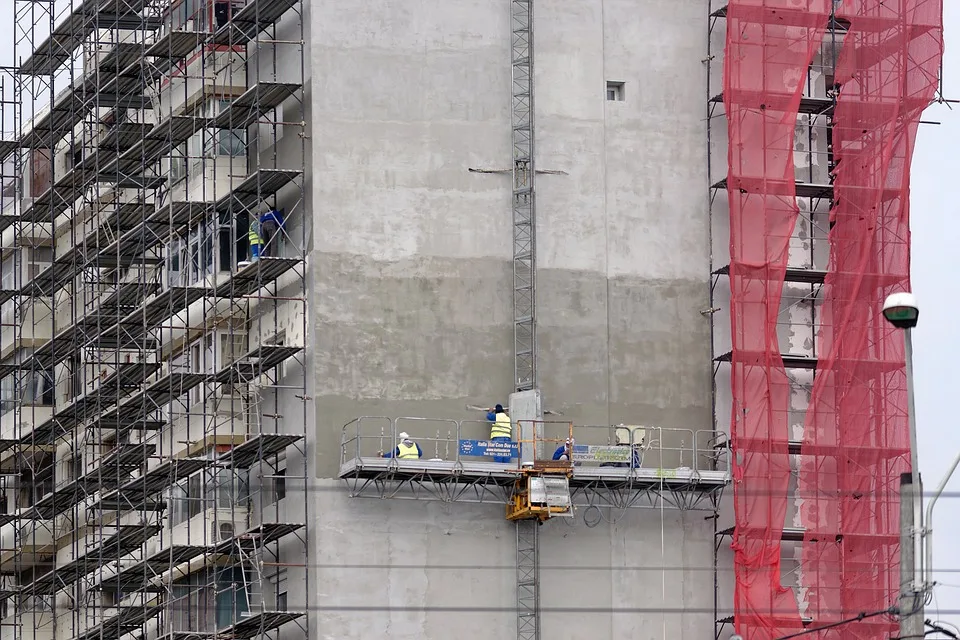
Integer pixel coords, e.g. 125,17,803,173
308,1,715,638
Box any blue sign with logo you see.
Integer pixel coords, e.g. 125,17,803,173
459,439,519,459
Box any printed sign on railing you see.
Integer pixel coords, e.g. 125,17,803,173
458,439,519,459
571,445,632,464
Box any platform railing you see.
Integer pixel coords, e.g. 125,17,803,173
340,416,728,475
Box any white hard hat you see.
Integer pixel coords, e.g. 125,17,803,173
399,432,410,440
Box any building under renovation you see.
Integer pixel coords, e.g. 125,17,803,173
0,1,944,640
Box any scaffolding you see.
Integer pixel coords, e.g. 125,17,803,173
0,2,310,640
708,1,943,639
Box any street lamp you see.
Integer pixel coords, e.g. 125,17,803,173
882,291,922,594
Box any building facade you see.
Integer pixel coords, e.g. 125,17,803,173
0,1,942,640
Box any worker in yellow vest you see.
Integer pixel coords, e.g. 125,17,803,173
248,218,263,263
380,431,423,459
487,404,513,463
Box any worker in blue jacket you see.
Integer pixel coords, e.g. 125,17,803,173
259,208,285,256
552,438,573,461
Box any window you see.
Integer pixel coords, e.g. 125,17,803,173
215,566,249,629
203,100,247,158
272,569,288,612
606,81,625,102
273,467,286,503
213,467,249,509
0,349,54,413
169,571,215,633
68,356,82,401
167,239,186,287
220,332,247,368
30,149,52,197
170,0,204,31
27,246,52,283
169,143,187,184
69,455,83,481
23,368,54,406
0,373,14,416
169,472,205,527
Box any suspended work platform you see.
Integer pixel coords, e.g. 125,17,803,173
339,417,729,511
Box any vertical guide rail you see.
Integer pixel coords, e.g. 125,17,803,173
511,0,536,393
516,518,540,640
511,1,539,638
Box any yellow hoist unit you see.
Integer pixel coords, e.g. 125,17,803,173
505,459,574,522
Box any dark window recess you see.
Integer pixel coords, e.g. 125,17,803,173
214,1,230,27
275,468,286,502
606,81,625,102
30,149,52,197
219,225,232,273
235,211,250,266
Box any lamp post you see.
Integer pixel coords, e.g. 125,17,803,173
883,293,922,589
882,292,924,637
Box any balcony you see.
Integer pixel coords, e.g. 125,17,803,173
0,518,55,573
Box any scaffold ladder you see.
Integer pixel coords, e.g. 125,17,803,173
516,518,540,640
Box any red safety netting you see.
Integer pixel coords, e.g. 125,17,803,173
798,1,943,638
723,3,829,638
725,0,943,638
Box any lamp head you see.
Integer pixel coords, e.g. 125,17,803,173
883,291,919,329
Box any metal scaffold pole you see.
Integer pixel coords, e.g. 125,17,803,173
516,518,540,640
511,0,536,394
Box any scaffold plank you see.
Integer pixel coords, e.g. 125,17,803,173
212,522,305,556
144,30,205,59
19,0,160,75
94,457,209,514
70,605,163,640
213,257,301,297
214,345,302,384
97,544,209,592
21,363,162,445
29,443,156,517
211,0,299,45
216,611,305,639
216,434,303,469
213,82,301,129
214,168,301,217
23,524,162,595
713,350,906,374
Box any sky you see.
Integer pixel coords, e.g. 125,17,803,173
910,1,960,632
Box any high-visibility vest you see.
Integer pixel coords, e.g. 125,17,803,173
490,412,512,439
248,227,262,246
397,442,419,459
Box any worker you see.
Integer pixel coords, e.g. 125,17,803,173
248,218,263,263
601,429,644,468
259,208,285,257
380,432,423,459
552,438,574,462
487,404,513,463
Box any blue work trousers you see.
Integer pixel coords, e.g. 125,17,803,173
492,435,511,463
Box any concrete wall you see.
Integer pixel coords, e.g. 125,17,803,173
314,482,715,640
309,1,714,638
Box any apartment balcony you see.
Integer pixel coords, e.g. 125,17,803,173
0,301,52,360
0,611,53,640
0,517,55,573
0,405,55,464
